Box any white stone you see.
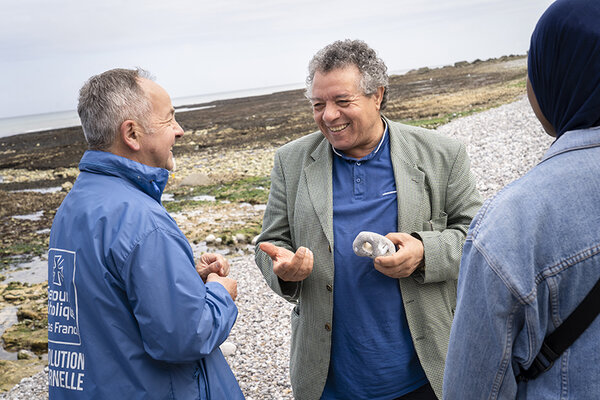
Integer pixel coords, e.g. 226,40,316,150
220,341,237,356
352,231,396,258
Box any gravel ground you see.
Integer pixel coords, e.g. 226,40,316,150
0,96,554,399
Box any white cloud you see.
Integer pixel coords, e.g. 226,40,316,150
1,0,554,118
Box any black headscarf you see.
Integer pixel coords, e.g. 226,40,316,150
528,0,600,138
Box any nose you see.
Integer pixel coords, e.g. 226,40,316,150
174,119,184,138
322,103,340,122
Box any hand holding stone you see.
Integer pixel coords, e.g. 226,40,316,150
353,231,396,259
373,232,425,278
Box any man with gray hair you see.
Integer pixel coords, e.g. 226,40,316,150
255,40,481,399
48,68,244,399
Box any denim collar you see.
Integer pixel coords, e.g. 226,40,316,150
541,126,600,164
78,150,169,203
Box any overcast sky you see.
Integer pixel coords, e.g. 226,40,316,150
1,0,554,119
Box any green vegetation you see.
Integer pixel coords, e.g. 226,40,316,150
0,359,46,392
213,219,264,246
507,78,527,89
402,108,486,130
0,240,47,270
203,176,270,204
165,176,270,213
164,199,208,213
2,321,48,353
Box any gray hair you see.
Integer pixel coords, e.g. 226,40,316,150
306,39,389,110
77,68,153,150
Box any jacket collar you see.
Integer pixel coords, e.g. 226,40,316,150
385,116,426,233
78,150,169,203
306,137,335,245
542,126,600,163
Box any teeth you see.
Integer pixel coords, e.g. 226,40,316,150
329,124,349,132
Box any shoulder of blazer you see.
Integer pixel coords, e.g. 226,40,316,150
276,131,328,162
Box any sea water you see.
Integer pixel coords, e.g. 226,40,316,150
0,82,305,139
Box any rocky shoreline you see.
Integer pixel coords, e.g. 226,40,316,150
0,55,537,396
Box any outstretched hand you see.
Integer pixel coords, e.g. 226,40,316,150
196,253,229,282
373,233,424,278
259,242,314,282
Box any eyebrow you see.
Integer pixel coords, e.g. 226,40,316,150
310,94,355,102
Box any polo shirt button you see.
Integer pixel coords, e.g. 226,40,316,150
325,323,332,331
326,284,333,292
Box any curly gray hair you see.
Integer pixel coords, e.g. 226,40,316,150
77,68,153,150
305,39,389,110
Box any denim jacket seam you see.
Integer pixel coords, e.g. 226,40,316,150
473,239,533,305
490,301,520,399
469,240,530,398
517,243,600,307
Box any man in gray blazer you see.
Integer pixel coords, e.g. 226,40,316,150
255,39,482,400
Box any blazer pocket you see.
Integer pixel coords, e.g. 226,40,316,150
422,212,448,232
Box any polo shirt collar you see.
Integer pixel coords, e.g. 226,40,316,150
332,118,388,161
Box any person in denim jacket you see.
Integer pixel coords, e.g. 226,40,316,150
443,0,600,398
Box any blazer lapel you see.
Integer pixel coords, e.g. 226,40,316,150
388,119,426,233
305,139,334,246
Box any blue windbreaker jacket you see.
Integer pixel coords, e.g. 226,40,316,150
47,150,244,399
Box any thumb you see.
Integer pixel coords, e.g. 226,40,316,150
207,260,222,274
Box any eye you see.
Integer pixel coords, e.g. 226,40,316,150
337,100,350,107
312,103,324,111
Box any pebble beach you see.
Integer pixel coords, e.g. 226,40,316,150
0,95,554,399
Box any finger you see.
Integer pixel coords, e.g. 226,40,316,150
206,272,219,282
302,248,314,271
200,252,217,264
259,242,279,259
374,253,401,268
289,247,308,277
205,261,223,275
274,252,298,281
213,254,230,276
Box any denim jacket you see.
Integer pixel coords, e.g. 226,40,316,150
443,127,600,399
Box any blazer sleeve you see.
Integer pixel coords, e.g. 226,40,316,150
254,150,302,302
413,142,482,283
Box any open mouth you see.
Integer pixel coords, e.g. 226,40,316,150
328,123,350,133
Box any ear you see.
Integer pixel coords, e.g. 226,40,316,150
374,86,385,111
119,120,142,151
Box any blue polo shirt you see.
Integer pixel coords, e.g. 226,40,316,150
322,123,428,399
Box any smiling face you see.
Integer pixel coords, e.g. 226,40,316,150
310,65,385,159
136,78,184,170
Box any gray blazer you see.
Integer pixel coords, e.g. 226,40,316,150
255,117,482,399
